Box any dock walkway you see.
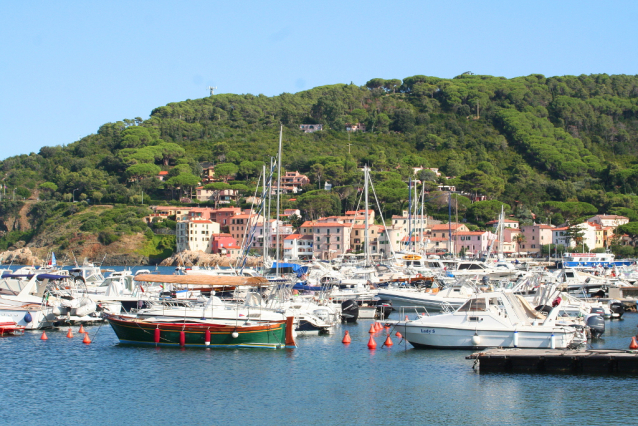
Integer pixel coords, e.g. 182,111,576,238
467,348,638,374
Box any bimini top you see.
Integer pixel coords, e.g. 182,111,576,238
134,274,269,286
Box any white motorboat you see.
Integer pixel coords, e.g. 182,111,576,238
377,280,478,311
390,291,583,349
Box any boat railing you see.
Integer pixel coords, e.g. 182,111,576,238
396,305,432,320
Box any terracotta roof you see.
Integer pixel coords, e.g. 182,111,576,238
285,234,303,240
233,214,262,219
454,231,487,236
158,171,169,175
430,224,463,231
312,223,350,228
190,220,213,224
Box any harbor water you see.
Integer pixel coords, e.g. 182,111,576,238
1,266,638,425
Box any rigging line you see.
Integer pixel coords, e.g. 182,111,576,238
368,175,397,260
236,172,263,271
237,162,277,271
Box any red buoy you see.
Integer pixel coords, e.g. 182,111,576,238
78,324,85,334
396,331,403,339
179,331,186,347
40,331,48,340
367,335,377,349
630,336,638,350
205,329,211,346
82,333,91,344
384,334,393,347
342,330,351,344
154,328,160,344
66,328,74,338
369,324,376,334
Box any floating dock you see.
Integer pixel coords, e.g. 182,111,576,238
467,348,638,374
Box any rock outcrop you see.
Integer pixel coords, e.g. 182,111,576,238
0,248,44,265
159,251,263,268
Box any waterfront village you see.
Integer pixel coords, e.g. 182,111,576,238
146,164,632,262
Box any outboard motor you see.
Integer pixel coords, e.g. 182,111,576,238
610,302,624,319
586,314,605,338
341,299,359,323
375,299,393,320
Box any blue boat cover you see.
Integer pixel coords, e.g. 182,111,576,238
292,283,323,291
36,274,70,280
271,262,308,278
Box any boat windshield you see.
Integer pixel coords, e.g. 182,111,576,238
457,298,487,312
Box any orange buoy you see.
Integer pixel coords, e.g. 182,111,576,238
78,324,85,334
369,324,376,334
342,330,351,344
367,335,377,349
40,331,48,340
405,316,409,321
82,333,91,344
66,328,74,338
384,334,393,347
396,331,403,339
630,336,638,350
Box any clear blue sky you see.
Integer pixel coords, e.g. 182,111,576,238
1,0,636,160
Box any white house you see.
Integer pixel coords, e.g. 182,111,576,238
176,220,221,253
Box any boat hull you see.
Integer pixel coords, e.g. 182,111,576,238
396,323,575,349
107,315,292,349
377,291,465,311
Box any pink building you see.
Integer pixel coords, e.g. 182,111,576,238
452,231,495,257
210,233,241,255
520,224,555,256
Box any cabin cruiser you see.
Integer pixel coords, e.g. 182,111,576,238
378,278,479,311
390,291,585,349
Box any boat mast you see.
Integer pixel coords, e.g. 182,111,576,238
275,125,283,276
364,165,370,266
448,192,453,257
408,177,412,251
413,177,418,252
262,164,267,269
498,205,504,260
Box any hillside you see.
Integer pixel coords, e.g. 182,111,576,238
2,73,638,259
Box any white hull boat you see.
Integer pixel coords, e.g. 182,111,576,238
389,291,582,349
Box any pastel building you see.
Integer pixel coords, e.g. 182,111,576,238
176,220,221,253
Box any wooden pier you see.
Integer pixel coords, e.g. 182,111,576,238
467,348,638,374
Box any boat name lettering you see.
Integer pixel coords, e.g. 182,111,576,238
420,328,436,334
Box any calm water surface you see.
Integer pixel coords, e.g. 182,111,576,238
1,266,637,425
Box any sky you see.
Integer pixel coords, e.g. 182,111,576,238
1,0,637,160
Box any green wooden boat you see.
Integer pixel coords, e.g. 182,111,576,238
106,314,296,349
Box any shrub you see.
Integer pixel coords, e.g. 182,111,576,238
98,231,120,245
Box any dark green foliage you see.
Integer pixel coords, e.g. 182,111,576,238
0,230,35,251
3,73,638,229
98,231,120,245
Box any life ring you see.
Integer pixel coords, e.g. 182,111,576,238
416,274,423,279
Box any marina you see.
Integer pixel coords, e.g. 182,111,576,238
2,265,638,424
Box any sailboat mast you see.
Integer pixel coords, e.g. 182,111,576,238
413,178,417,252
364,165,370,265
275,125,283,275
262,164,267,269
448,192,453,256
408,178,412,251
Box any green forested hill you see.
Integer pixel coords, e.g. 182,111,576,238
3,73,638,255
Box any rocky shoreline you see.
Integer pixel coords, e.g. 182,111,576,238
0,247,262,268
